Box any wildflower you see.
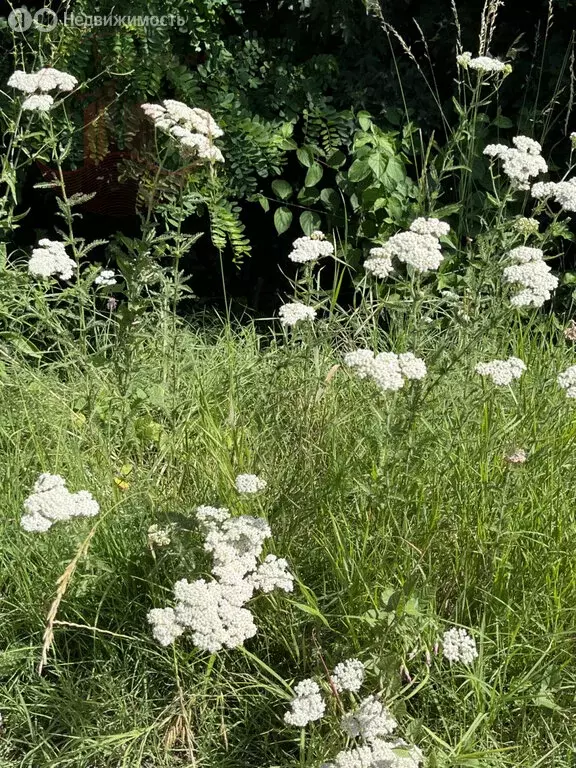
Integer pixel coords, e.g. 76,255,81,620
148,506,292,649
557,365,576,398
513,217,540,236
456,51,509,73
95,269,117,286
148,524,172,548
532,178,576,213
107,297,118,311
570,132,576,148
141,99,224,162
28,239,76,280
250,554,294,593
564,320,576,341
288,232,334,263
332,658,365,693
364,247,394,279
341,695,397,742
503,246,558,307
279,301,317,327
475,357,526,386
235,473,267,494
284,679,326,726
21,473,99,533
344,349,426,391
505,448,527,464
8,68,77,95
484,136,548,190
147,607,185,646
442,627,478,665
22,94,54,112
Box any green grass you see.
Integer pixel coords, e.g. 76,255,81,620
0,312,575,767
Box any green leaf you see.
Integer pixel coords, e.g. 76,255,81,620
256,194,270,212
271,179,293,200
368,152,388,180
348,159,371,182
320,188,340,211
432,203,461,219
274,206,293,234
296,146,314,168
385,157,406,184
305,163,324,187
300,210,322,235
357,110,372,131
1,332,42,358
327,149,346,168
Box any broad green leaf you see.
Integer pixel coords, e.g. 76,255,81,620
300,210,322,235
274,206,293,234
493,114,514,128
305,163,323,187
368,152,388,180
385,156,406,184
296,146,314,167
358,110,372,131
320,187,339,211
326,149,346,168
348,159,371,182
271,179,293,200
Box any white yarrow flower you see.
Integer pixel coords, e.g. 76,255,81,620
341,695,397,743
21,473,99,532
28,239,76,280
557,365,576,398
141,99,224,162
442,627,478,665
95,269,117,286
456,51,508,73
250,554,294,593
235,474,267,494
8,68,77,95
332,658,365,693
503,246,558,307
484,136,548,190
475,357,526,386
279,301,317,327
532,178,576,212
288,233,334,263
22,94,54,112
284,679,326,726
344,349,426,391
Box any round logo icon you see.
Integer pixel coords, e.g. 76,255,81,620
33,8,58,31
8,7,33,31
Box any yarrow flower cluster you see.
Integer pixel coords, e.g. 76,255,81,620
147,506,293,650
532,178,576,213
288,231,334,263
456,51,509,73
323,696,423,768
557,365,576,398
141,100,224,162
8,67,77,111
365,218,450,276
278,301,317,327
475,357,526,386
441,627,478,665
331,658,365,693
147,524,173,548
28,239,76,281
513,217,540,236
483,136,548,190
502,246,558,307
505,448,527,464
21,474,99,533
94,269,117,286
235,474,267,494
344,349,427,392
284,679,326,726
